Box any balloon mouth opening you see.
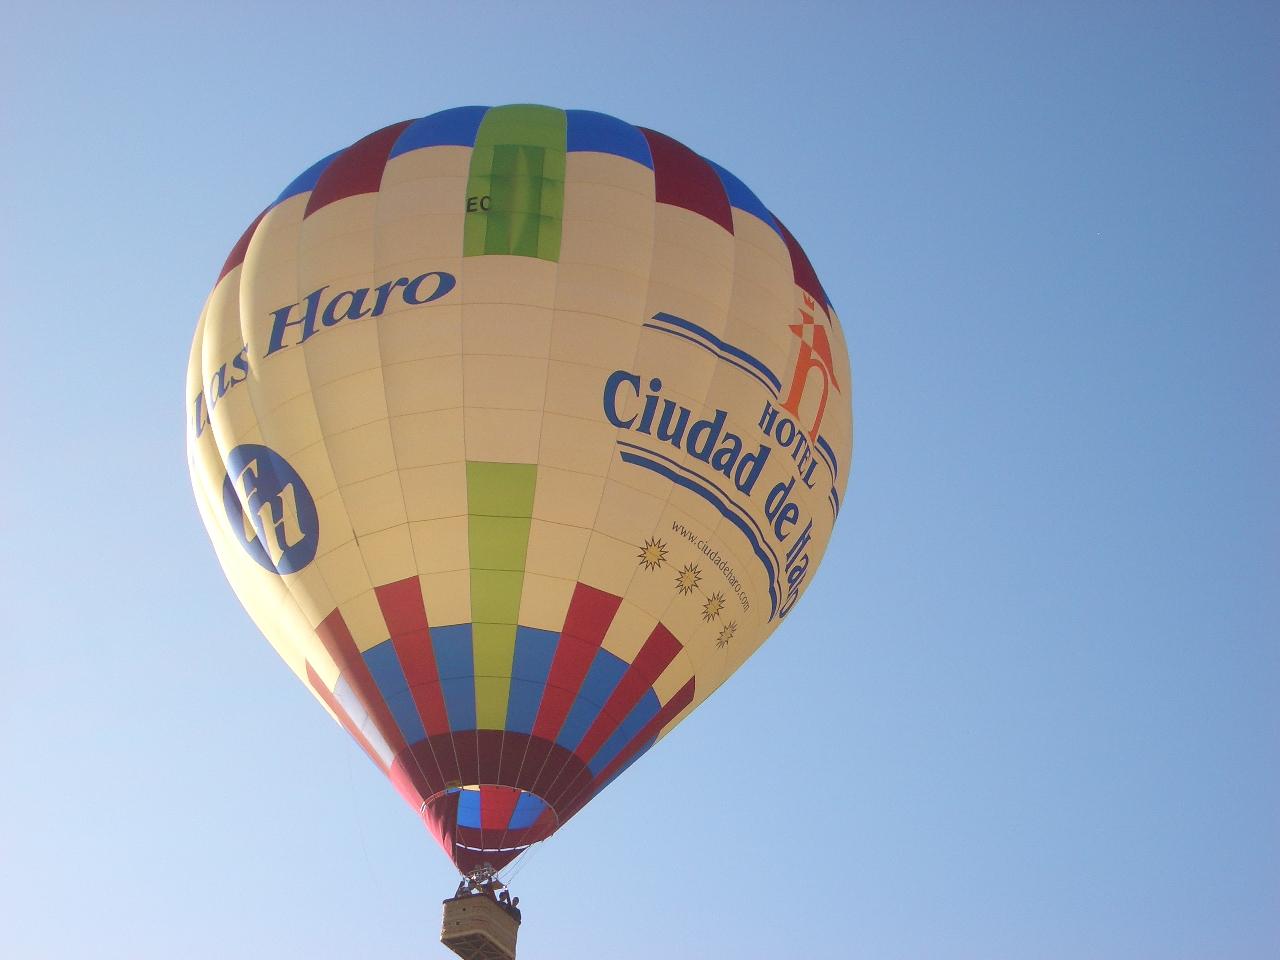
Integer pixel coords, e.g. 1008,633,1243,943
422,784,560,872
429,784,560,824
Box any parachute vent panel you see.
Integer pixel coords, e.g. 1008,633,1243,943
441,896,520,960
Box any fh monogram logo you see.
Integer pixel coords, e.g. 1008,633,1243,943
221,444,319,574
236,460,304,564
780,294,840,441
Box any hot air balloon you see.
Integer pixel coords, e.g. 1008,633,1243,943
187,105,851,945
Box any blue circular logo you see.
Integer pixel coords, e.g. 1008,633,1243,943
221,444,319,574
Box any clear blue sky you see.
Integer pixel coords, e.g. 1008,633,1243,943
2,3,1276,958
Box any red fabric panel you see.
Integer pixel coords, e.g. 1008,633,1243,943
560,582,623,642
530,742,580,801
304,120,413,217
458,820,553,851
408,736,457,792
406,675,450,736
478,732,590,821
215,208,266,284
773,215,829,313
639,128,734,233
530,636,598,741
573,622,683,763
392,744,445,802
451,729,480,786
387,756,426,812
303,661,387,772
409,683,453,738
545,765,592,813
421,790,460,868
476,729,504,786
530,584,620,740
633,623,683,676
313,609,407,756
480,786,522,831
375,578,451,736
376,576,429,636
496,729,530,787
510,735,554,796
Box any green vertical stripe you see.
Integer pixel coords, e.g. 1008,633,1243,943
464,105,566,261
473,623,517,730
467,461,537,517
467,461,538,728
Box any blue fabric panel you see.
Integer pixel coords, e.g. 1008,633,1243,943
504,678,544,735
363,639,409,695
555,694,600,752
457,789,482,828
383,690,427,743
441,677,476,731
556,650,629,752
566,109,653,168
390,106,488,157
505,627,558,733
511,627,558,682
588,690,660,775
706,159,783,238
362,640,427,743
507,792,546,830
432,623,476,729
431,624,474,679
275,151,340,205
580,650,629,706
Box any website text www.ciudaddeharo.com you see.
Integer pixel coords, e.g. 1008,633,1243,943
669,520,750,613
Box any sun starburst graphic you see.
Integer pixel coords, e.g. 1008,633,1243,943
715,621,737,648
702,591,726,622
637,537,668,571
674,563,702,595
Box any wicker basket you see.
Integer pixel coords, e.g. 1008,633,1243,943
441,894,520,960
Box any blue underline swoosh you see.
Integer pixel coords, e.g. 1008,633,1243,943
616,442,780,620
649,312,782,393
615,440,781,580
815,434,838,481
641,322,779,397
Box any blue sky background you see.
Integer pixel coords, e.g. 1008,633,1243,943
2,3,1276,958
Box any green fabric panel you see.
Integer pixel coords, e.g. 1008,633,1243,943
464,104,566,261
470,570,524,624
488,145,545,258
466,462,537,517
469,515,532,571
467,461,535,626
474,677,512,730
472,623,517,676
473,623,517,730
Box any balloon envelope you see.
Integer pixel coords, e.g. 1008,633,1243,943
187,104,852,873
